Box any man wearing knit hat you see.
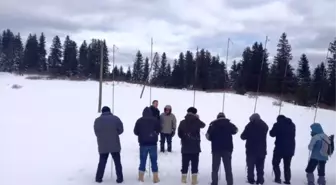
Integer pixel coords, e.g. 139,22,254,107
94,106,124,183
178,107,206,185
206,112,238,185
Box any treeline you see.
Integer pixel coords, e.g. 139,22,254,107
0,29,335,107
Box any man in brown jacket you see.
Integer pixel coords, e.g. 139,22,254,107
160,105,177,152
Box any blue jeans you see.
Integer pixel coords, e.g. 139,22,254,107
139,146,158,172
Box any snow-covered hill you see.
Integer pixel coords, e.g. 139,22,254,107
0,73,335,185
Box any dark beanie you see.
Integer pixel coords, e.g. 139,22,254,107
187,107,197,114
101,106,111,113
217,112,225,119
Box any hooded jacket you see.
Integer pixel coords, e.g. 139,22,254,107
309,123,331,161
206,116,238,152
178,113,206,153
241,113,269,156
269,115,296,156
134,107,161,146
160,105,177,134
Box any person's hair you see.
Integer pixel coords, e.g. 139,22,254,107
152,100,158,105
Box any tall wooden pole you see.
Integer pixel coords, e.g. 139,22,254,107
112,44,116,114
149,37,153,106
98,40,104,113
193,46,199,107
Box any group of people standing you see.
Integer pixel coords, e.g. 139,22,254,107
93,100,334,185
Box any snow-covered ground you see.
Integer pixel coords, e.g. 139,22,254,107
0,72,335,185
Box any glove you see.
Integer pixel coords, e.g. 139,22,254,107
171,130,175,137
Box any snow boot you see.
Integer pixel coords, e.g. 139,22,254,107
307,173,315,185
138,171,145,182
153,172,160,183
317,176,326,185
247,179,255,184
274,179,282,184
116,178,123,183
283,181,291,184
181,174,187,183
95,179,102,183
191,174,198,185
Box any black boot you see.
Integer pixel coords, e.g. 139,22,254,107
167,145,172,152
247,179,255,184
283,181,290,184
160,145,165,152
116,178,123,183
274,179,282,184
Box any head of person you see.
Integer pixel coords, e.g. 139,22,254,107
152,100,158,108
101,106,111,114
187,107,197,115
310,123,324,136
142,106,153,117
164,105,172,115
217,112,225,119
249,113,261,122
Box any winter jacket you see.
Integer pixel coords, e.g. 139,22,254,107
178,113,206,154
150,105,160,120
206,117,238,153
241,113,269,156
309,123,331,161
134,107,161,146
160,106,177,134
94,112,124,154
269,115,296,157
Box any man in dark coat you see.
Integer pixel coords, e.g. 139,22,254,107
94,106,124,183
270,115,296,184
241,113,269,185
134,107,161,183
150,100,160,120
178,107,206,185
206,112,238,185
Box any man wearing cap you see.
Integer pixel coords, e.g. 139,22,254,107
206,112,238,185
94,106,124,183
160,105,177,152
178,107,206,185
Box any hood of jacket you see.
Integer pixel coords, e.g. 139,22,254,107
311,123,324,134
185,112,198,121
249,113,261,122
142,107,153,117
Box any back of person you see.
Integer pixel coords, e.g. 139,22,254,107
94,112,123,153
206,114,238,152
178,113,206,154
134,107,160,146
309,123,330,161
270,115,296,156
241,113,268,156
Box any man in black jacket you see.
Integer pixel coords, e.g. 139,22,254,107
150,100,160,120
269,115,296,184
178,107,206,185
241,113,269,185
206,112,238,185
134,107,161,183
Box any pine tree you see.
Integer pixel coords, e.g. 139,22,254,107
269,32,295,95
311,62,328,105
37,33,47,72
171,59,180,87
23,34,39,73
142,57,149,83
295,53,311,105
0,29,15,72
12,33,24,73
325,38,336,106
78,40,88,77
150,52,160,85
126,66,132,81
132,50,144,82
165,63,172,87
158,52,168,86
184,51,194,87
0,34,3,71
48,35,62,76
102,40,109,78
208,55,221,89
238,47,252,92
62,35,72,76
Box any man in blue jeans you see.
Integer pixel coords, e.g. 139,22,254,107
134,107,161,183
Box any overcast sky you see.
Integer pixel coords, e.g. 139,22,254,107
0,0,335,69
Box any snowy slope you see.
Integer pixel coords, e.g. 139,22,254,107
0,72,335,185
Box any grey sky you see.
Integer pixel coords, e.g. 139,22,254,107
0,0,335,69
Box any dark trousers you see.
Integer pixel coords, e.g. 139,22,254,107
160,133,172,152
305,159,326,176
211,151,233,185
246,155,266,184
139,146,158,172
272,153,292,182
96,152,123,181
181,153,199,174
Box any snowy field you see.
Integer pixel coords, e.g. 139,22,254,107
0,72,335,185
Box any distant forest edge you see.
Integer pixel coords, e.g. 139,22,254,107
0,29,335,109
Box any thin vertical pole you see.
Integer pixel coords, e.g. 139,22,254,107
193,47,199,107
149,37,153,106
112,44,116,114
98,40,104,113
253,36,269,113
313,43,330,122
222,38,232,112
